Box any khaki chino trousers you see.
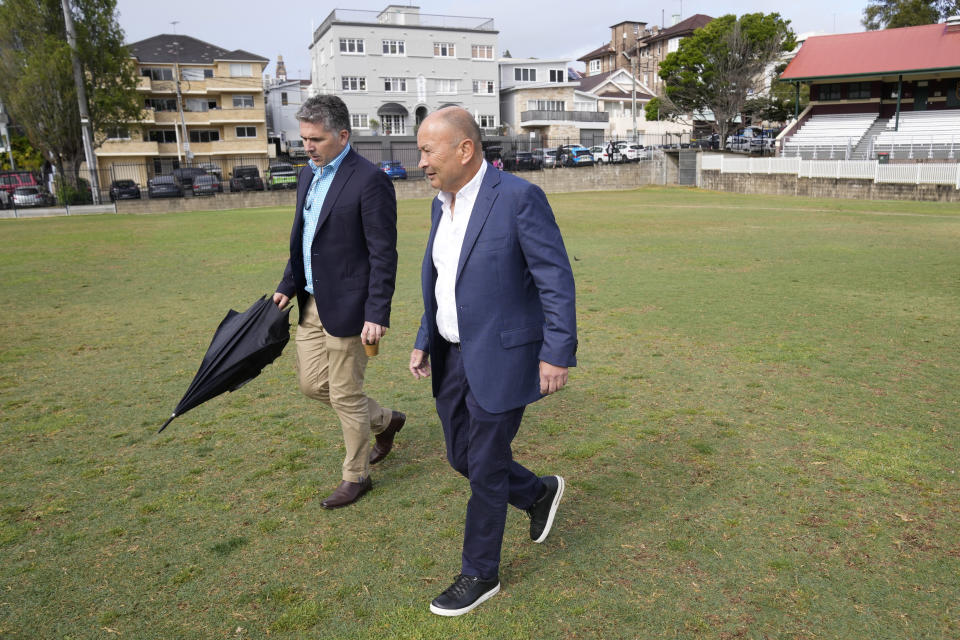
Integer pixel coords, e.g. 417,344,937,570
295,296,392,482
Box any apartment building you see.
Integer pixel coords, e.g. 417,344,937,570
264,56,311,156
97,34,270,183
309,5,499,136
499,58,608,144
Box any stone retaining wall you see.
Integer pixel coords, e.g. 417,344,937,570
700,170,960,202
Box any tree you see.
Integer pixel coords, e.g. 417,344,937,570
863,0,960,29
0,134,46,172
655,13,796,149
0,0,141,184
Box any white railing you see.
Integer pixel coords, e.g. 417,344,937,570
702,153,960,189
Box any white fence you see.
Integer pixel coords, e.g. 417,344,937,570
702,154,960,188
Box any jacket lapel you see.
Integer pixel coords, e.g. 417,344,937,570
456,164,500,282
311,148,357,244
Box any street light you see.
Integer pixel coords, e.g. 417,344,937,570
621,52,637,143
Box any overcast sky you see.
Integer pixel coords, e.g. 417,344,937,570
115,0,867,79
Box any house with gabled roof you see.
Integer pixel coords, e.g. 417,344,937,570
578,68,691,143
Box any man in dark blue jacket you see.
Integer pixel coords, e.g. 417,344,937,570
409,107,578,616
274,95,404,509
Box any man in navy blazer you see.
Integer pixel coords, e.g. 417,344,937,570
409,108,577,616
273,95,405,510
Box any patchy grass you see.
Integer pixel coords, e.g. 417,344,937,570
0,187,958,639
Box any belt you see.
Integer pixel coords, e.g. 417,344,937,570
441,338,461,351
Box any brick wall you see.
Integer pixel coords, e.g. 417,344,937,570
700,170,960,202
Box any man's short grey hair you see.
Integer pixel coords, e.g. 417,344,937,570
296,94,351,134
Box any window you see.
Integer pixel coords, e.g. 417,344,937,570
549,69,565,83
848,82,872,99
435,79,459,95
148,129,177,143
514,68,537,82
434,42,455,57
589,59,601,73
668,38,679,54
819,83,841,101
341,76,366,92
235,126,257,138
351,114,369,129
204,69,214,79
381,114,405,135
339,38,365,54
185,98,209,112
141,67,174,81
281,92,288,106
189,129,220,143
477,115,495,128
382,40,405,55
527,99,564,111
384,77,407,92
105,127,130,140
230,63,253,77
574,101,594,112
233,94,254,108
181,67,207,81
471,44,493,59
473,80,495,95
145,98,177,111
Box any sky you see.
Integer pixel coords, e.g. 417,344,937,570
114,0,868,80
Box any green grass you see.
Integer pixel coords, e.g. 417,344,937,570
1,187,958,639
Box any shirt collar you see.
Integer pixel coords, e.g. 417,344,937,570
308,143,351,178
437,160,488,210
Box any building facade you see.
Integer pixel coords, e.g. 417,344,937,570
499,57,608,144
264,56,311,157
97,34,271,184
309,5,499,136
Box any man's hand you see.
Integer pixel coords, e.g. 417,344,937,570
272,292,290,310
539,361,568,395
362,322,386,345
409,349,431,379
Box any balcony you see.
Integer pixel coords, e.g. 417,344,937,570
208,108,264,124
205,77,263,93
520,110,609,126
97,140,160,157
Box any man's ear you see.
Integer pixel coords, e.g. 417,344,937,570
459,139,476,165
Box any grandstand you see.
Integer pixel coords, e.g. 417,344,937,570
778,19,960,162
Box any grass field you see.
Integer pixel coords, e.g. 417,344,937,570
1,187,958,639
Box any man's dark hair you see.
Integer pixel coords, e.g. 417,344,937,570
296,94,351,134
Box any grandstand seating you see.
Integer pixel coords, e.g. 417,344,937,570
781,113,878,159
871,109,960,160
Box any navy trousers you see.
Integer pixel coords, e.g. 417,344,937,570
434,342,544,580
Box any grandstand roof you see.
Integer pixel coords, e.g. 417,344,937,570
781,22,960,81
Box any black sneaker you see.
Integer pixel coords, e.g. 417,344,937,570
429,574,500,616
527,475,565,543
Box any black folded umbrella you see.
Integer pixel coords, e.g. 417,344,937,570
159,295,291,433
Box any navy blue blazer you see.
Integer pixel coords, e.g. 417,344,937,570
277,148,398,337
415,165,578,413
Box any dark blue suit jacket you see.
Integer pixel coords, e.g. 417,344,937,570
415,165,577,413
277,148,398,337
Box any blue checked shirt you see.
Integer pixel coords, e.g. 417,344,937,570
302,143,351,295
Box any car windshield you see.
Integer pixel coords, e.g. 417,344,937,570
152,177,174,185
235,168,258,177
115,180,135,187
195,176,215,184
271,165,294,172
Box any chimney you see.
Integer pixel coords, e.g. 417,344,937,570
276,55,287,82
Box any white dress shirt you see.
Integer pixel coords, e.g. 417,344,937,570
432,161,488,343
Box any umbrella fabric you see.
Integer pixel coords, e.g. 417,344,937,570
159,295,291,432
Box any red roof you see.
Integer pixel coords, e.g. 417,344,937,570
781,22,960,80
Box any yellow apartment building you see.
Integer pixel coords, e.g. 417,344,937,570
97,34,271,185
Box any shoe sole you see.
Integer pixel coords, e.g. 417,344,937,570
429,582,500,617
533,476,565,543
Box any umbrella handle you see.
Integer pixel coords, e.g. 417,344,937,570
158,413,176,433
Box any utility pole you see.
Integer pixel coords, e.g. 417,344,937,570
622,52,638,143
61,0,101,204
171,22,192,165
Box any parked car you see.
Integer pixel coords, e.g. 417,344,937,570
749,129,781,154
589,145,610,163
266,163,298,190
378,160,407,180
192,174,221,196
726,126,763,152
229,165,265,192
147,175,183,198
615,142,645,161
172,167,208,191
196,162,224,180
108,179,141,201
532,148,557,168
566,148,595,167
503,151,541,171
12,186,53,207
0,189,10,208
0,170,41,199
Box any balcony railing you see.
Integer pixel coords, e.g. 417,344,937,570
520,110,609,124
315,8,494,40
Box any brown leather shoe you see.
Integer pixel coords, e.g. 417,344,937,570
369,411,406,465
321,477,372,509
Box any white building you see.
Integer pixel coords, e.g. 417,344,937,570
309,5,499,136
264,55,310,156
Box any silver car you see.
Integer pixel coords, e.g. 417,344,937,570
13,186,52,207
